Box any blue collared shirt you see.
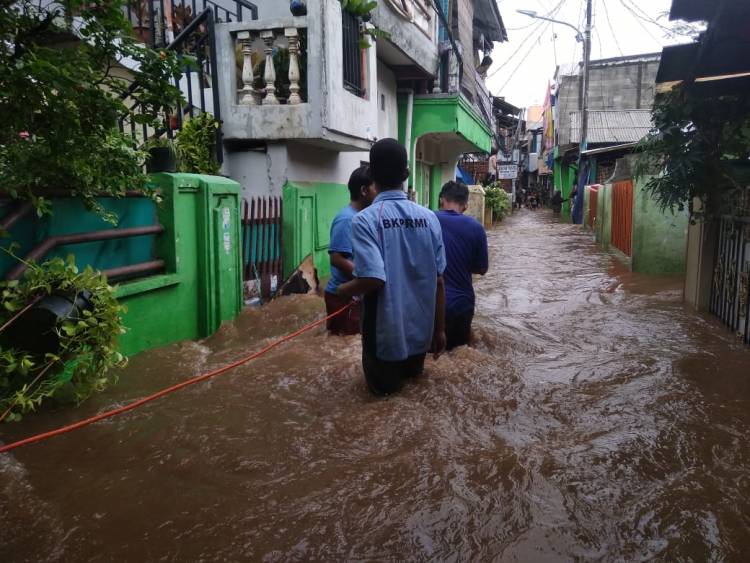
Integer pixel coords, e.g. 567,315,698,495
351,190,446,361
326,204,357,294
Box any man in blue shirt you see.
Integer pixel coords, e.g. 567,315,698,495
337,139,447,395
436,181,489,349
325,165,377,335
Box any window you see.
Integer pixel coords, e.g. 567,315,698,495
381,94,385,111
342,10,364,97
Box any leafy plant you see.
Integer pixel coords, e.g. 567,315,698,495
338,0,390,48
176,113,221,175
485,183,512,221
635,84,750,218
250,32,309,103
0,256,126,422
0,0,185,223
339,0,377,18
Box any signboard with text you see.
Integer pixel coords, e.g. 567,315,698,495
498,164,519,180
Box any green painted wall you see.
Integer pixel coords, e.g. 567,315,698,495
0,174,243,358
430,164,442,210
552,152,577,220
117,174,243,356
583,187,592,229
402,95,492,204
282,181,350,279
1,197,157,277
631,175,688,274
595,183,612,249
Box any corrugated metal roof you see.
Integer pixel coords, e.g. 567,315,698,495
570,110,652,144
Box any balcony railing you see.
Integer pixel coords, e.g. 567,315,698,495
341,9,364,98
235,22,307,106
126,0,258,48
217,5,377,151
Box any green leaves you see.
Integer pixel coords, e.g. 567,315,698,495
176,113,221,175
485,183,512,220
0,256,126,421
636,85,750,218
338,0,389,48
0,0,185,222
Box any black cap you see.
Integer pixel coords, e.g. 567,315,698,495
370,138,408,189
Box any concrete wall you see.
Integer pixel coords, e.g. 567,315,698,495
456,0,476,101
631,175,689,275
595,183,612,249
225,143,367,199
467,185,485,224
556,56,660,146
216,0,378,150
372,0,438,75
377,61,399,140
684,199,718,311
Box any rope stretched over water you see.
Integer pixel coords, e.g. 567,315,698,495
0,303,352,455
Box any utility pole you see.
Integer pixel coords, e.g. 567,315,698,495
510,107,524,210
580,0,593,154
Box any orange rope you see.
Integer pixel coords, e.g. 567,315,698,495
0,303,352,455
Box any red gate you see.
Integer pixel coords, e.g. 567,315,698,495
242,197,283,299
611,180,634,256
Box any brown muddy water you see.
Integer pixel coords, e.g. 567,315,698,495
2,210,750,562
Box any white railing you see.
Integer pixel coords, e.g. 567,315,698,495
235,20,307,106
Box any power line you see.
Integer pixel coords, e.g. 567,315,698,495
488,0,567,78
601,0,623,56
594,22,603,59
617,0,662,46
621,0,695,38
566,0,585,68
497,18,556,93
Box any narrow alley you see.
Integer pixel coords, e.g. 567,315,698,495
2,210,749,562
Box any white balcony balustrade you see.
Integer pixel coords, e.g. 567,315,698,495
235,25,306,106
215,0,378,152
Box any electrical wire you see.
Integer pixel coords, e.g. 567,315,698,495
621,0,695,38
497,18,556,92
601,0,624,56
617,0,664,46
488,0,568,78
488,18,547,77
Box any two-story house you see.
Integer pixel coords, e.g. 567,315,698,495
211,0,506,278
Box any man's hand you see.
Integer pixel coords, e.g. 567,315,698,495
432,330,447,359
337,277,384,299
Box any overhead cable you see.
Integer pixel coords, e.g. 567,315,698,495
488,0,568,78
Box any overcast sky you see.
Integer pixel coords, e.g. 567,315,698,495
486,0,696,110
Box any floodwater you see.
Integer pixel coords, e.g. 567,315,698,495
2,210,750,562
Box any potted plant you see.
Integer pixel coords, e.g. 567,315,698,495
175,113,221,175
145,137,177,173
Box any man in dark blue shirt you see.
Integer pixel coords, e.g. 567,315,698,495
436,181,489,350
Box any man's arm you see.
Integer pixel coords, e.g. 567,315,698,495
471,225,489,275
337,214,386,299
330,252,354,278
337,277,384,298
432,275,446,358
